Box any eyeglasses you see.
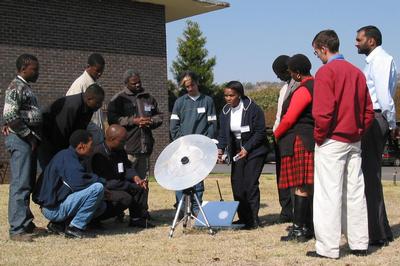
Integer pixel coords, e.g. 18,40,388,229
313,46,326,57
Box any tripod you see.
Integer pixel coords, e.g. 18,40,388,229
169,187,214,238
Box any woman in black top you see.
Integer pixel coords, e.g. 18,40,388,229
217,81,269,229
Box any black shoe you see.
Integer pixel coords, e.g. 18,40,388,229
280,226,296,241
24,222,48,235
306,251,337,259
232,220,244,225
114,211,125,223
129,218,155,229
65,226,96,239
369,239,389,247
24,222,36,233
281,224,313,242
47,222,65,235
297,227,314,243
350,249,368,256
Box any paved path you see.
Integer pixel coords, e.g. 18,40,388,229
212,163,400,182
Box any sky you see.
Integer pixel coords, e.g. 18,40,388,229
166,0,399,84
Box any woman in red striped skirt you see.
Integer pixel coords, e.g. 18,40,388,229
274,54,314,242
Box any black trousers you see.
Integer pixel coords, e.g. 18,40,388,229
231,155,264,226
274,141,293,220
361,113,393,242
98,183,147,220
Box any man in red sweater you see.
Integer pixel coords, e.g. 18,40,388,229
307,30,374,259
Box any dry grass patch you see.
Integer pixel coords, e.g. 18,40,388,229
1,175,400,265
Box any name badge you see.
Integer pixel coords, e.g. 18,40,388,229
144,105,152,112
117,163,124,173
240,125,250,133
197,107,206,114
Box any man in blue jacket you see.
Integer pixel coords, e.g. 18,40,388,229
36,130,106,238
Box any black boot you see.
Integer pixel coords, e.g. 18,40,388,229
297,195,313,242
281,224,303,241
304,196,314,237
281,195,313,242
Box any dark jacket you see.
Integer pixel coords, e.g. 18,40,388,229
170,93,217,140
86,143,138,191
36,146,104,208
107,88,163,155
278,79,315,156
42,93,95,151
217,97,269,160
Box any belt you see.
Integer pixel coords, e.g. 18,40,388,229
374,109,382,113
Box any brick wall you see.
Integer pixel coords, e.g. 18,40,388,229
0,0,169,179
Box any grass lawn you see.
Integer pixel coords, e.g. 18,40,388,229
1,175,400,265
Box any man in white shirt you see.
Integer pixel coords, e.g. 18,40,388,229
356,25,398,247
272,55,299,223
66,53,105,145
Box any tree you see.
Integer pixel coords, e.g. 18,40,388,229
168,80,178,112
171,20,216,97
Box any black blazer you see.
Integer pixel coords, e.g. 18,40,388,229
42,93,94,151
217,96,269,160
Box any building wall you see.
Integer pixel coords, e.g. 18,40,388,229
0,0,169,179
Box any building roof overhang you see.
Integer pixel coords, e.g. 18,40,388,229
136,0,230,22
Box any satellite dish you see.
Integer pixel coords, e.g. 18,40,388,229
154,134,218,191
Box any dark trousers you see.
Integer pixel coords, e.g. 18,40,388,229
175,181,204,214
127,183,148,218
361,113,393,242
274,141,293,220
127,154,150,211
37,139,59,171
231,155,264,226
97,182,147,221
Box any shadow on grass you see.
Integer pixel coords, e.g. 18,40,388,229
258,213,286,227
92,208,176,235
391,223,400,240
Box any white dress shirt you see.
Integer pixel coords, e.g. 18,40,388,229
364,46,398,129
230,100,244,139
66,70,104,134
66,70,95,96
273,79,299,132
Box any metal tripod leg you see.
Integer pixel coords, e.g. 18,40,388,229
192,193,215,235
169,194,185,238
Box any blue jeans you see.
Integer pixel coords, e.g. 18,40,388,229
5,133,37,235
42,183,106,229
175,181,204,214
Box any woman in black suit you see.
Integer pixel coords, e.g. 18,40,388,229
217,81,269,229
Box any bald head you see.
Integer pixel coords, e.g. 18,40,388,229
105,124,127,150
106,124,126,139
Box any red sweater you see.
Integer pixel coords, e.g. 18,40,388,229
274,81,312,140
312,59,374,145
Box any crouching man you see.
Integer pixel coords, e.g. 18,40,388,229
35,130,106,238
87,124,153,228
